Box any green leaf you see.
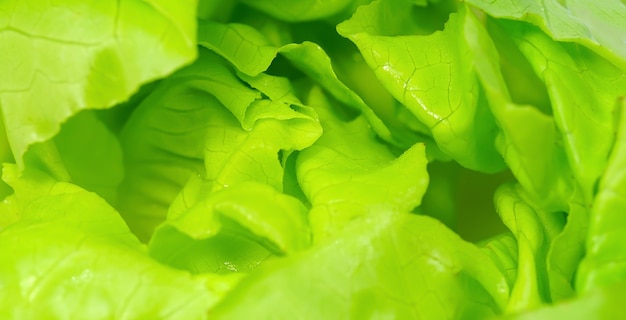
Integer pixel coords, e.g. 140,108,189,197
210,212,509,319
296,86,429,240
545,192,586,301
465,0,626,69
279,41,398,147
117,51,225,241
238,0,357,22
197,0,238,21
0,0,198,167
505,280,626,320
119,47,322,241
149,175,311,275
494,184,550,311
463,9,587,301
53,111,124,205
480,232,519,289
204,97,321,192
0,165,216,319
495,19,620,204
161,177,311,254
197,20,277,76
578,98,626,293
463,8,572,209
338,1,505,172
199,20,398,147
494,184,566,310
236,72,304,108
0,112,13,200
149,224,272,275
325,36,449,159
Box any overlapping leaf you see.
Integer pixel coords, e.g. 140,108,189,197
210,212,509,319
296,86,429,240
466,0,626,69
0,0,198,167
0,165,216,319
338,0,505,172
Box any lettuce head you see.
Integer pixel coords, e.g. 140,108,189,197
1,0,626,319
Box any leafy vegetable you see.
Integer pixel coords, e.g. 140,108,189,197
210,211,509,319
1,0,626,318
0,165,219,319
0,0,198,168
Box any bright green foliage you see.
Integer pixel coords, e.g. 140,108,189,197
504,281,626,320
238,0,365,22
463,8,572,210
466,0,626,69
1,0,626,319
198,19,396,145
117,47,322,240
578,98,626,293
338,1,505,173
0,115,12,200
296,86,429,240
493,20,621,205
279,42,397,146
0,0,198,167
0,165,218,319
53,111,124,205
197,20,277,76
210,212,509,319
480,233,519,289
154,177,311,255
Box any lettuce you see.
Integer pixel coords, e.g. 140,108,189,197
1,0,625,318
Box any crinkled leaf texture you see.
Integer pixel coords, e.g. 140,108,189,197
210,212,509,319
505,280,626,320
238,0,358,22
118,42,322,240
148,178,311,274
578,98,626,293
466,0,626,69
337,0,505,173
163,178,311,253
296,86,430,240
197,20,397,146
0,164,216,319
2,0,626,318
0,0,197,167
